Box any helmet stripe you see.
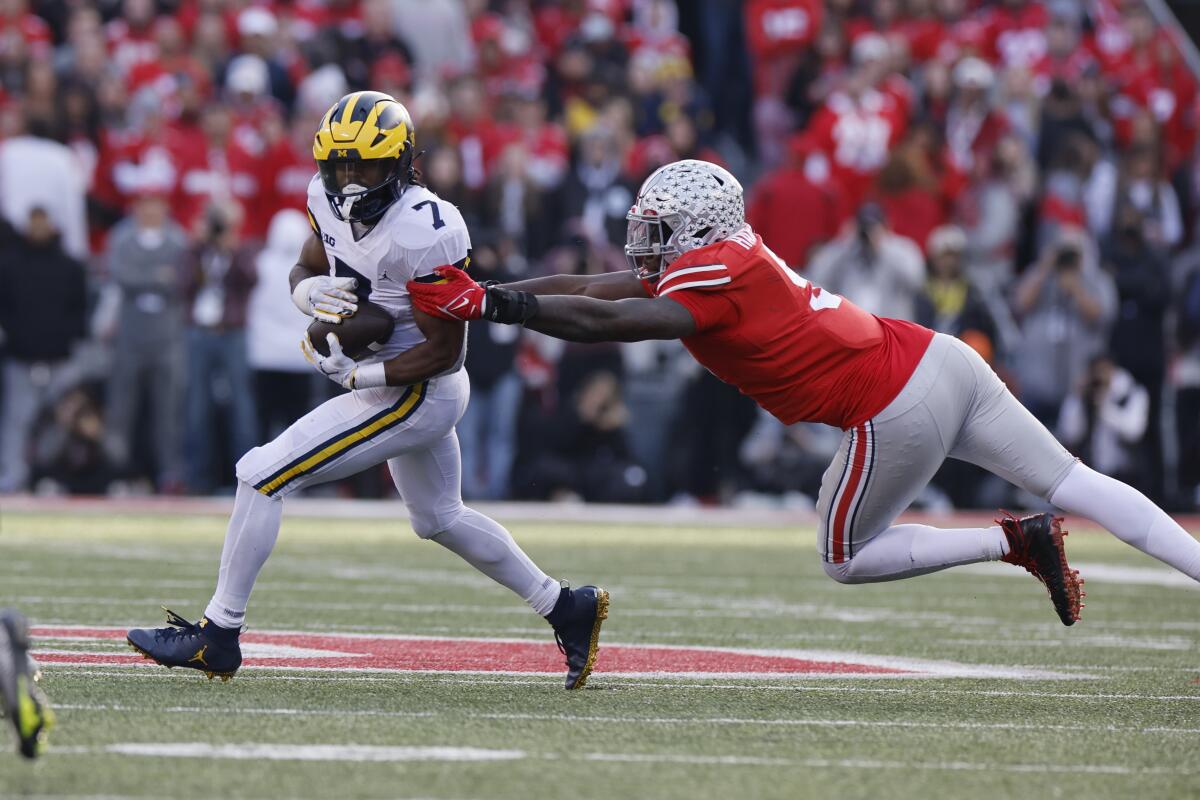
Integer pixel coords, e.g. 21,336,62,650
340,92,363,127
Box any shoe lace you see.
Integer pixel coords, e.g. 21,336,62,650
155,607,200,642
996,510,1032,565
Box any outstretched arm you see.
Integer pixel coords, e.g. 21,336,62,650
501,270,649,301
406,266,694,342
521,295,695,342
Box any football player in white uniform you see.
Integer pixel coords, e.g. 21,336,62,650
128,92,608,690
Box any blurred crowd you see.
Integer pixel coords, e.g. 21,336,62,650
3,0,1200,510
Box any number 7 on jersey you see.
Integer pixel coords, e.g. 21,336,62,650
412,200,445,230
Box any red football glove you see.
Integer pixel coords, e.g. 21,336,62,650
407,266,487,321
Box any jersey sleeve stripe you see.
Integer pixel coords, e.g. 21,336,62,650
306,207,321,236
658,276,732,297
657,264,728,290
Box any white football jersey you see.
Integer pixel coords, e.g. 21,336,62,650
306,175,470,369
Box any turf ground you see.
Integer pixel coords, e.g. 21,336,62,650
0,504,1197,800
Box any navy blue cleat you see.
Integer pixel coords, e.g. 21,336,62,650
126,608,242,681
0,609,55,759
545,584,609,689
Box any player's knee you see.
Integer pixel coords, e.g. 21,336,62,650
234,447,264,486
408,501,466,539
821,558,863,584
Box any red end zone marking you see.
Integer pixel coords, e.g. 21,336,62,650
30,627,907,677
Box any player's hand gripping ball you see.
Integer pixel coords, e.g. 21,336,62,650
301,332,360,389
306,301,396,360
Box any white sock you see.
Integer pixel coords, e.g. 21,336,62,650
430,508,561,616
1050,463,1200,581
204,481,284,628
826,524,1009,584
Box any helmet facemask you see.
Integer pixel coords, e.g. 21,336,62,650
625,211,677,282
319,149,413,224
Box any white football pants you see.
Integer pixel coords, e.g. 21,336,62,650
204,369,561,628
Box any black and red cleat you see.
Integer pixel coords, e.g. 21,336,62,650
998,511,1085,626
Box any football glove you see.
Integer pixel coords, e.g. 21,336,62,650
299,332,382,390
292,276,359,324
407,267,538,325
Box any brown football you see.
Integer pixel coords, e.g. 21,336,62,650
307,301,395,360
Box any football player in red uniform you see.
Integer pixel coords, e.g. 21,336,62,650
408,160,1200,623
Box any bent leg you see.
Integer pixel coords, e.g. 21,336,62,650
822,524,1009,584
389,430,561,615
202,382,434,627
816,388,1008,585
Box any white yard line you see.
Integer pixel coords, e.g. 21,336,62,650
576,752,1196,775
52,703,1200,735
40,667,1200,701
37,741,1200,776
934,635,1195,652
104,743,525,762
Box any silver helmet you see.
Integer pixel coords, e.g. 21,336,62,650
625,159,745,282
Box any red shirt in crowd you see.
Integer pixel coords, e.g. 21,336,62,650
647,226,933,430
745,164,837,268
743,0,822,96
979,1,1048,69
1109,36,1198,171
806,87,909,223
171,135,262,238
0,6,50,53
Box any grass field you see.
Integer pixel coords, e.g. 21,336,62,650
0,505,1197,799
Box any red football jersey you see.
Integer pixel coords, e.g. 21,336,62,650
650,227,933,429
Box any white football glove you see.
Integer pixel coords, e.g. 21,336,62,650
300,332,387,390
292,276,358,324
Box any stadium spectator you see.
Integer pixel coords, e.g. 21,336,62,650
1177,249,1200,506
1058,355,1149,486
1101,142,1185,250
914,225,999,356
745,136,838,268
180,204,258,493
0,209,88,493
100,192,188,492
1012,229,1116,424
247,209,319,442
875,121,959,251
231,8,295,113
459,243,524,501
1102,201,1170,498
958,133,1034,298
515,369,648,504
807,202,925,320
0,109,88,259
30,386,110,495
556,124,634,248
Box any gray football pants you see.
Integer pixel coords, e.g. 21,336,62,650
816,333,1077,564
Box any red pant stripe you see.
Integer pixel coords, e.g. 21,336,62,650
831,423,870,564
